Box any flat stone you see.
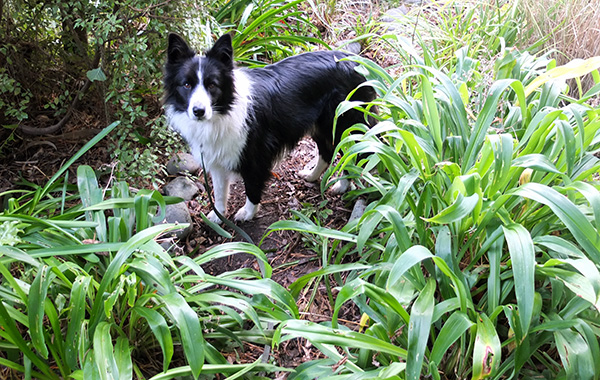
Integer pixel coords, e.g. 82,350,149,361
380,5,410,23
161,202,193,240
163,176,200,201
349,198,367,221
166,152,200,175
336,41,362,55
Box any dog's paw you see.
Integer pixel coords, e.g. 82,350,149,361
299,168,319,182
329,178,350,195
299,157,328,182
234,201,258,222
206,210,223,224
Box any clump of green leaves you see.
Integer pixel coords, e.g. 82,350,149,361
214,0,325,65
268,35,600,379
0,122,297,378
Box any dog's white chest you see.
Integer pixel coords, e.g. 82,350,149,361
189,115,247,171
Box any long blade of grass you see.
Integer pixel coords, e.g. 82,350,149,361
203,277,298,318
265,220,358,244
502,224,535,339
114,337,132,380
189,242,271,278
513,183,600,264
289,263,370,299
524,56,600,97
28,265,53,359
429,311,474,366
463,80,526,172
133,306,173,372
406,278,435,380
276,320,407,359
93,322,120,380
66,275,92,370
147,363,287,380
425,193,479,224
37,121,119,210
562,181,600,231
472,313,501,379
554,329,595,380
77,165,107,241
160,292,204,379
421,76,443,157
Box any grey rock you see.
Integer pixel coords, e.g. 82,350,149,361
349,198,367,222
163,176,200,201
166,152,200,175
160,239,176,252
288,196,301,211
161,202,193,240
380,6,410,23
337,41,362,55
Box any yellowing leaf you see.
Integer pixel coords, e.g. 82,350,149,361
524,56,600,97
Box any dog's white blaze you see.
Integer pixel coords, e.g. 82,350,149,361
187,66,213,120
166,69,252,173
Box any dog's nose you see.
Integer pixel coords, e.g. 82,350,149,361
192,107,205,119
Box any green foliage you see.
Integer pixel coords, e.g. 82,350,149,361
0,121,297,378
216,0,325,65
0,67,31,123
383,0,522,67
268,37,600,378
1,0,325,180
3,1,600,379
0,167,295,379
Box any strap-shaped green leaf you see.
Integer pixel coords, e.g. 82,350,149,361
502,223,535,340
406,279,436,380
160,292,204,379
472,313,501,379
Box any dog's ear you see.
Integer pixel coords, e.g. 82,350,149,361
167,33,195,64
206,33,234,69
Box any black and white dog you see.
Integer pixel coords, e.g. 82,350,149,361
163,33,375,223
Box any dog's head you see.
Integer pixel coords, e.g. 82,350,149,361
164,33,235,121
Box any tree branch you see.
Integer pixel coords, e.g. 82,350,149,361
19,79,92,135
19,49,101,136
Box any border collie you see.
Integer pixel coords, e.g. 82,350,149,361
163,33,375,223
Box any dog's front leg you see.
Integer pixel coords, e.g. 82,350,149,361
207,166,230,224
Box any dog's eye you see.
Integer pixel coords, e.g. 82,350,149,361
207,83,216,90
183,83,191,89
